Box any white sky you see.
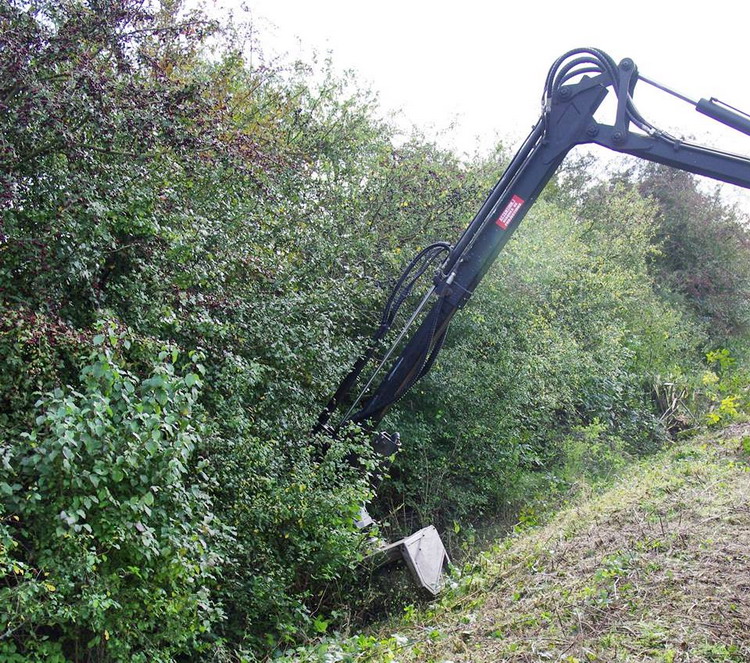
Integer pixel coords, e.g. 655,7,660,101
216,0,750,211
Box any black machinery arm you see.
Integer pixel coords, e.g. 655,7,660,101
319,48,750,438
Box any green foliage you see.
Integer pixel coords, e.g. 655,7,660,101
561,420,630,483
1,0,462,654
703,349,749,426
637,165,750,339
1,336,224,660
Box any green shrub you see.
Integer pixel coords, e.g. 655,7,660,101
560,420,630,483
1,335,225,661
702,349,749,425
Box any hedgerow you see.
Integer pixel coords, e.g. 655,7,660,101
1,1,748,659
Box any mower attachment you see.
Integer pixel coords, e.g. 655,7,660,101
373,525,450,595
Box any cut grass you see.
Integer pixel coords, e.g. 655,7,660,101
379,424,750,662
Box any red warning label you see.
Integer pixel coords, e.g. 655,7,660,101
495,194,525,230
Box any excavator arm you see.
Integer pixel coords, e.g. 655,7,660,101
321,48,750,436
317,48,750,595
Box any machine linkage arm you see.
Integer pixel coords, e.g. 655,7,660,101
327,48,750,436
315,47,750,597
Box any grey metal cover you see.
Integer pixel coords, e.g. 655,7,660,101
399,525,449,595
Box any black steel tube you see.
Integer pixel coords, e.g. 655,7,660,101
444,119,544,274
696,98,750,138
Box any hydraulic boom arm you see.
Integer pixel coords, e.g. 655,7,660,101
316,47,750,596
318,48,750,439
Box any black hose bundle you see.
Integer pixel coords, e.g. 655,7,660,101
315,241,451,433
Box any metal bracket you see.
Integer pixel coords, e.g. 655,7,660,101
613,58,637,143
373,525,450,595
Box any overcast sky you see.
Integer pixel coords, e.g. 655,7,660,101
216,0,750,210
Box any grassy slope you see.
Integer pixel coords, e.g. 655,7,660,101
363,424,750,663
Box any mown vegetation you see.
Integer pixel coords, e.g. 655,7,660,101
0,2,748,661
289,426,750,662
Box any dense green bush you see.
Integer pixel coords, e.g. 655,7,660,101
1,335,223,661
0,0,482,654
637,164,750,340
